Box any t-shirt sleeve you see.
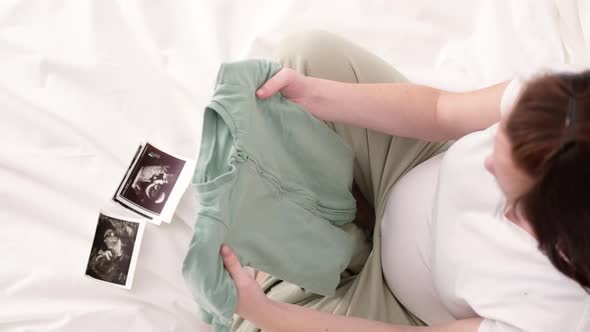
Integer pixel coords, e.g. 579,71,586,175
477,299,590,332
499,77,525,117
577,300,590,332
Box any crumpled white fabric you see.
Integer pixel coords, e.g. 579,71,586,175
0,1,588,331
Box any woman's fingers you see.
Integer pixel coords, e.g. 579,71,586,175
220,244,246,282
220,244,269,319
256,68,296,99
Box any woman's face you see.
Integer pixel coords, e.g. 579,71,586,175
484,119,530,202
484,115,536,235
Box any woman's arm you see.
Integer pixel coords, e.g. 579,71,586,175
257,69,509,141
220,245,482,332
303,77,509,141
252,300,482,332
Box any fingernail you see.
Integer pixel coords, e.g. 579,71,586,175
256,88,264,96
221,244,230,256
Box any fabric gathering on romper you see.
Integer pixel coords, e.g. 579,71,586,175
182,59,358,332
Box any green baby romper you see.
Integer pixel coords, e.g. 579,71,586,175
182,59,358,332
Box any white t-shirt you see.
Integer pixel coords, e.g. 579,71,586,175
381,68,590,332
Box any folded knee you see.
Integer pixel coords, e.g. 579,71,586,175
273,30,344,66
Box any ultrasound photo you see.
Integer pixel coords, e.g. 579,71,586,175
85,213,145,289
113,142,193,223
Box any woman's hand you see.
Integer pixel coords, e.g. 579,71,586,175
220,244,270,320
256,68,313,110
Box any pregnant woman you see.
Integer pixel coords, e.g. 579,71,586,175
221,31,590,332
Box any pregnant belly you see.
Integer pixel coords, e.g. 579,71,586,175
380,153,454,325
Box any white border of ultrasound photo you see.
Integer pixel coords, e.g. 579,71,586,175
84,212,146,290
112,141,195,224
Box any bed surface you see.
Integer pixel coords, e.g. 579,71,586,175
1,1,588,331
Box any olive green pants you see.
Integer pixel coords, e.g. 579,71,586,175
232,30,451,331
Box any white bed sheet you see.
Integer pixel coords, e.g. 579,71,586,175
0,1,588,331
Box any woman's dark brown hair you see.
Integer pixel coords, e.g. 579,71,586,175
506,70,590,291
